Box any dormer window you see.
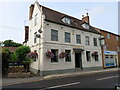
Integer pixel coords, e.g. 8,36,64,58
62,17,71,24
82,23,89,29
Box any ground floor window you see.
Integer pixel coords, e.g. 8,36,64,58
65,50,71,62
86,51,91,61
95,52,99,61
105,55,116,67
51,49,58,63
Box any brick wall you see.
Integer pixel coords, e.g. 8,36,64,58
100,30,118,51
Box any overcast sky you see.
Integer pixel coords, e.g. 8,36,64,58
0,0,119,43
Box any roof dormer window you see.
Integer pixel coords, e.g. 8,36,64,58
82,23,89,29
62,17,71,24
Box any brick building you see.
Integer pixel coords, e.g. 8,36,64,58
95,28,120,68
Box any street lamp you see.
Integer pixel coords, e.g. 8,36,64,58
99,35,106,69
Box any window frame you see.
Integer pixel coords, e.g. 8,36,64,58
51,29,58,41
65,50,71,62
107,33,110,39
51,49,58,63
94,52,99,61
34,13,38,26
62,17,71,24
76,34,81,44
65,32,71,43
93,38,97,46
116,36,118,41
85,36,90,45
34,32,37,43
86,51,91,61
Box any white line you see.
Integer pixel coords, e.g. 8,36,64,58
97,75,119,81
47,82,80,89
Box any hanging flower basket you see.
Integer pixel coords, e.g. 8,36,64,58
92,52,99,57
27,52,38,59
59,51,66,58
46,51,54,58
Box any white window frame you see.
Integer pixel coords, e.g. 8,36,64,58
85,36,90,45
34,13,38,26
107,33,110,39
51,29,58,41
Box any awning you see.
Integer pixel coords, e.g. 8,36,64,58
73,48,84,53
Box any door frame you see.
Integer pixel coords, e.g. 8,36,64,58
75,52,82,69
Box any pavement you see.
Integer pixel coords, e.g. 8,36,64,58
2,67,119,86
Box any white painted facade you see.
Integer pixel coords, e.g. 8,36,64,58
27,2,103,75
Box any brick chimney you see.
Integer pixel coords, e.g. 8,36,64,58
25,26,29,41
82,13,90,24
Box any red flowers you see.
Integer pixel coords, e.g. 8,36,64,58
27,52,38,59
46,51,54,58
59,51,66,58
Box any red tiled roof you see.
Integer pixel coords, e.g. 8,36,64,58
2,47,17,52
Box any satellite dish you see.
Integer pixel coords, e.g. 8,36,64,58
38,29,42,33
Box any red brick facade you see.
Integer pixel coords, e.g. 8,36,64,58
99,29,120,67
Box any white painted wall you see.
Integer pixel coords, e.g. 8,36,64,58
28,2,102,72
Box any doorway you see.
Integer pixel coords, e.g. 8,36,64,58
75,52,82,69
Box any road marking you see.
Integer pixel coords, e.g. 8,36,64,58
97,75,119,81
46,82,80,89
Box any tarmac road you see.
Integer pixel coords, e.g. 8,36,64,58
2,70,119,90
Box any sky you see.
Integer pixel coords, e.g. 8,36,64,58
0,0,119,43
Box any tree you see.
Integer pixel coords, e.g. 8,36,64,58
10,53,18,73
15,46,31,71
3,40,22,47
22,56,32,72
2,48,11,73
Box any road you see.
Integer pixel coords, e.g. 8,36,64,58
2,71,119,90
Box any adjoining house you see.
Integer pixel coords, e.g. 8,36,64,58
2,47,17,53
24,1,103,75
95,28,120,68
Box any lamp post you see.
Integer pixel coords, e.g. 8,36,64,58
36,29,42,76
99,36,106,69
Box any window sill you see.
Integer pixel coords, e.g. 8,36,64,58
65,61,72,63
51,62,59,64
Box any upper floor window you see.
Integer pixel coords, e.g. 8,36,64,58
51,29,58,41
82,23,89,29
93,38,97,46
34,32,37,43
34,14,38,26
76,35,81,44
107,33,110,39
62,17,71,24
65,32,71,43
116,36,118,41
85,36,90,45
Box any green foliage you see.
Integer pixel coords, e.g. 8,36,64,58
2,48,11,72
10,53,18,63
15,46,30,63
22,56,32,64
3,40,22,47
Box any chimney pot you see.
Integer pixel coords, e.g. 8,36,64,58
82,15,84,18
86,13,88,16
